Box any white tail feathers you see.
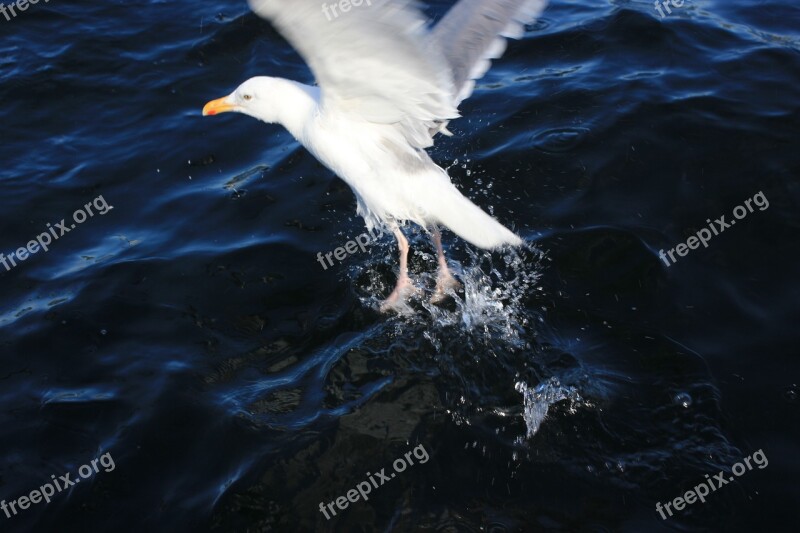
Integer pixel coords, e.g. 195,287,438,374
427,184,523,249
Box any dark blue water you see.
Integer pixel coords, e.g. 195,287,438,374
1,0,799,531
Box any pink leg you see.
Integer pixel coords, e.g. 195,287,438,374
379,226,417,313
430,227,461,304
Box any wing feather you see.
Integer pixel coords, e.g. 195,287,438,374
247,0,548,146
248,0,458,148
431,0,548,105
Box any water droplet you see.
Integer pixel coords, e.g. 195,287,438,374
673,392,692,408
782,386,797,402
517,377,582,438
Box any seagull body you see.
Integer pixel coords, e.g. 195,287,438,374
203,0,548,311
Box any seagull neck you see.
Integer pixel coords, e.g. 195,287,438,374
272,80,319,142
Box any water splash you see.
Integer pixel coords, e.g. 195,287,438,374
350,234,555,437
673,391,692,408
515,377,583,439
353,237,545,346
425,244,543,344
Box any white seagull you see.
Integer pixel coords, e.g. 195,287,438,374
203,0,547,312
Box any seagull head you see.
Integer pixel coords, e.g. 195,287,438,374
202,77,279,122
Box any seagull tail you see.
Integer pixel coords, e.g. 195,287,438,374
428,184,524,250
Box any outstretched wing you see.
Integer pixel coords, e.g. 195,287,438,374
247,0,458,149
431,0,548,105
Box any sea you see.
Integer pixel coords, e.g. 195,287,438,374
0,0,798,531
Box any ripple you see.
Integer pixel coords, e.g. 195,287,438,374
42,387,118,405
531,127,591,153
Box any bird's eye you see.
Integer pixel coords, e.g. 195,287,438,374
242,94,252,101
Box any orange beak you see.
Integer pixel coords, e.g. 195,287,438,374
202,96,235,116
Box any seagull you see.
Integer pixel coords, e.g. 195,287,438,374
203,0,547,312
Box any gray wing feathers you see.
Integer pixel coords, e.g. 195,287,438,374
247,0,546,145
431,0,548,105
248,0,459,149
